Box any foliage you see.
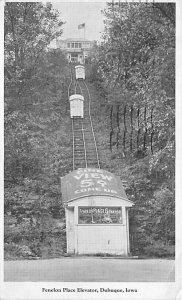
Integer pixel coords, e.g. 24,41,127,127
4,2,64,102
4,3,70,259
143,243,175,258
88,2,175,257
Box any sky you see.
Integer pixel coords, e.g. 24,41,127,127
52,2,107,41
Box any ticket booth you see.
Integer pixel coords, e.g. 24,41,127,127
69,94,84,118
61,168,134,256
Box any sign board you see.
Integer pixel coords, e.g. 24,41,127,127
61,168,130,203
78,206,122,224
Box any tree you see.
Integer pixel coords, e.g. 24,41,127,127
88,2,175,256
4,2,64,102
4,5,70,257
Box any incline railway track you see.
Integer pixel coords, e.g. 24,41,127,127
68,64,100,170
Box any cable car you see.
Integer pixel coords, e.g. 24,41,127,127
69,94,84,118
75,65,85,80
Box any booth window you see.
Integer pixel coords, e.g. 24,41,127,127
78,206,123,224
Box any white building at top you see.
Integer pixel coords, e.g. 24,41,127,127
56,38,96,64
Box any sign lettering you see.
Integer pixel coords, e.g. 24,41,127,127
61,168,128,202
78,206,123,224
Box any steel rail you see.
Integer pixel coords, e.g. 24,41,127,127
72,118,87,170
71,118,75,170
77,80,100,169
68,65,82,97
81,119,88,169
68,65,86,169
84,81,101,169
68,64,73,99
74,81,79,95
68,64,100,170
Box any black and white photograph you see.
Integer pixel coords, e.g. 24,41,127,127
1,0,182,299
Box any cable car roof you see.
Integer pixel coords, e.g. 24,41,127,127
75,65,85,69
69,94,84,101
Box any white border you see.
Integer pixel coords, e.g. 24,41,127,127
1,1,181,300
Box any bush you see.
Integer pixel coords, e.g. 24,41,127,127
143,243,175,258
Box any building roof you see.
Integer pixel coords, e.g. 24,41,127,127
61,168,133,204
58,38,94,42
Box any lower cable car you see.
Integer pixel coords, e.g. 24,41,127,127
69,94,84,118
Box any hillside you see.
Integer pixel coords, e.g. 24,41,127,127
4,62,174,259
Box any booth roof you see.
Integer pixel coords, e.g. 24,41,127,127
61,168,133,204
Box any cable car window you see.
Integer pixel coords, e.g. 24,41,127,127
78,207,123,224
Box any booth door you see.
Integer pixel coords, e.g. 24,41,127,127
77,225,126,255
